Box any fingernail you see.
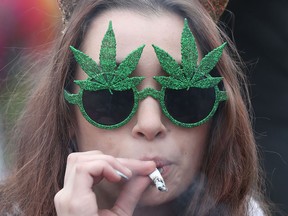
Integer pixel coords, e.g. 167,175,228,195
115,170,129,180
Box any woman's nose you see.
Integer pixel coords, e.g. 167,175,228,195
132,97,167,141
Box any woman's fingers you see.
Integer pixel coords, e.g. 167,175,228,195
55,152,132,216
109,159,156,216
117,158,156,175
55,151,156,216
54,188,99,216
55,155,130,216
112,176,151,216
69,161,123,194
64,152,132,186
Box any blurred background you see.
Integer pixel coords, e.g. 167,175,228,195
225,1,288,215
0,0,59,179
0,0,287,215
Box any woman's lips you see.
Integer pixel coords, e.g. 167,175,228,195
140,157,172,177
157,164,170,177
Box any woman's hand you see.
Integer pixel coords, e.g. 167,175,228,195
54,151,156,216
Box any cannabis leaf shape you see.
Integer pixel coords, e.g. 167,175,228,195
70,21,145,92
152,19,226,90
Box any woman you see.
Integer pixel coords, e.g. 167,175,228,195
0,0,270,215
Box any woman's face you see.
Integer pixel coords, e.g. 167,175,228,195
74,9,210,206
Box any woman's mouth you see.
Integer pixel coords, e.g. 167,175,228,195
140,156,173,191
158,167,164,174
156,164,171,177
151,158,172,177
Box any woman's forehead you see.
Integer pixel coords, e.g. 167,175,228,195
81,9,183,63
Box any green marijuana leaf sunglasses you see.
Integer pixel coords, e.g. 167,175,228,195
64,19,228,129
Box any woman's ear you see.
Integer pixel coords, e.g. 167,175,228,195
199,0,229,21
57,0,80,26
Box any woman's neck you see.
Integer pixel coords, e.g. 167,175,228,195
94,184,177,216
133,201,176,216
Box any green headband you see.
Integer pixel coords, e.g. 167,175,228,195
65,19,227,129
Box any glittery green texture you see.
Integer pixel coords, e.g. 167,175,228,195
64,19,228,129
69,22,145,92
153,19,227,90
150,18,228,127
65,21,145,129
138,88,161,100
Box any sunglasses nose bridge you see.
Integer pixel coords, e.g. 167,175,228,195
132,96,167,141
137,88,161,101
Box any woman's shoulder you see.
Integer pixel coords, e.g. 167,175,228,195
248,197,265,216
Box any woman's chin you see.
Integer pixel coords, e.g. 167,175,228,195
94,177,181,208
137,184,176,206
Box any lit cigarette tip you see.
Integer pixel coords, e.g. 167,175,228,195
148,168,168,192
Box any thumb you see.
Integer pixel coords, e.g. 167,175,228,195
112,176,151,216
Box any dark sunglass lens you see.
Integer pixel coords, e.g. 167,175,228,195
82,89,134,125
165,88,215,124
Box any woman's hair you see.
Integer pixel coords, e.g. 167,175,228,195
0,0,270,215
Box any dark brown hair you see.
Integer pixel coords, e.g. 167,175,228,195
0,0,270,215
